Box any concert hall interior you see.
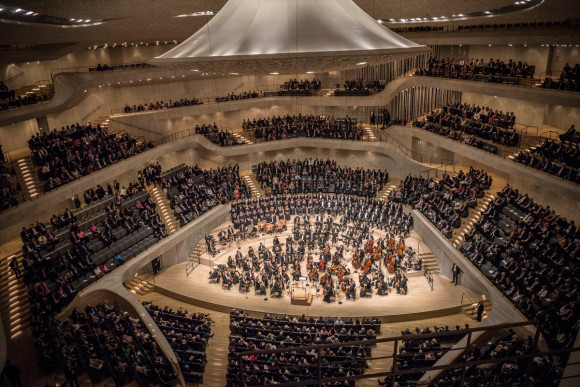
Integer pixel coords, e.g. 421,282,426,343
0,0,579,386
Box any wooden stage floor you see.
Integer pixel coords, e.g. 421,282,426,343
147,221,480,321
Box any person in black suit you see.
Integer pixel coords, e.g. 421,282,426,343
451,263,461,286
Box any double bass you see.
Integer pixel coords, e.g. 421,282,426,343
365,239,374,255
373,245,382,261
396,239,405,257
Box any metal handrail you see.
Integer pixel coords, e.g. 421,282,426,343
460,291,476,306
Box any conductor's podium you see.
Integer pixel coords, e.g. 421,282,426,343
291,286,313,305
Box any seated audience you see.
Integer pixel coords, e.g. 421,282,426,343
514,137,579,183
162,163,249,226
123,97,203,113
243,114,362,141
390,168,491,238
256,158,387,197
195,123,245,146
460,185,578,350
542,63,580,92
28,123,155,191
416,57,535,80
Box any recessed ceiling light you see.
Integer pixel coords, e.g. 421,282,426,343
357,62,367,65
25,11,33,15
270,72,279,75
14,8,22,13
389,18,395,21
85,19,91,23
230,72,239,75
306,71,314,74
458,14,464,17
77,19,83,22
485,11,491,14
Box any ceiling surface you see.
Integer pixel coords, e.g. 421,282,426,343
0,0,578,48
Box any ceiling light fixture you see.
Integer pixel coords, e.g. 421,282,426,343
25,11,33,15
357,62,367,65
270,72,279,75
14,8,22,13
484,11,491,14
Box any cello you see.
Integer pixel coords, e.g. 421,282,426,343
365,238,374,255
309,267,318,281
387,252,395,274
337,266,346,281
362,259,373,274
352,252,361,269
320,272,330,285
373,245,382,261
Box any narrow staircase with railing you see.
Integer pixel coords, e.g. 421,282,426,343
149,186,178,235
14,157,43,200
242,173,264,197
451,192,495,249
125,276,154,295
0,252,30,340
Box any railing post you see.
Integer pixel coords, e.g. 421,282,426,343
460,331,473,385
391,339,399,387
238,353,245,387
317,347,322,386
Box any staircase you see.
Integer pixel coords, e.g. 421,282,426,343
232,131,253,144
461,298,492,321
242,173,264,197
451,192,495,249
149,186,178,235
125,277,154,295
377,183,398,201
14,157,43,200
362,125,377,141
0,252,30,340
419,252,440,274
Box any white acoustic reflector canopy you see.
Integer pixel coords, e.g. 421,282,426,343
150,0,428,74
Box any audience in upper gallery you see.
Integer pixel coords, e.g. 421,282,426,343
161,163,249,226
339,78,386,92
514,136,580,183
416,57,536,80
195,122,245,146
413,103,519,153
390,168,491,238
227,309,379,386
138,162,163,187
460,185,579,350
123,97,204,113
280,78,322,91
143,302,213,384
243,114,362,141
28,123,155,191
255,158,388,197
0,90,51,111
542,63,580,92
430,329,563,386
34,302,176,386
216,90,264,102
20,180,167,326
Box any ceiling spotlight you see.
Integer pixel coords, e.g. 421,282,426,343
508,44,513,46
270,72,279,75
458,14,464,17
77,19,83,22
377,19,382,23
389,18,395,21
70,18,75,21
488,44,492,46
432,17,438,20
32,12,38,16
484,11,491,14
306,71,314,74
85,19,91,23
25,11,33,15
357,62,367,65
230,72,239,75
14,8,22,13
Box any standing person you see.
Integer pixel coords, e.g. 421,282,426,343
3,360,22,387
477,300,485,322
451,263,461,286
9,257,21,280
64,359,80,387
